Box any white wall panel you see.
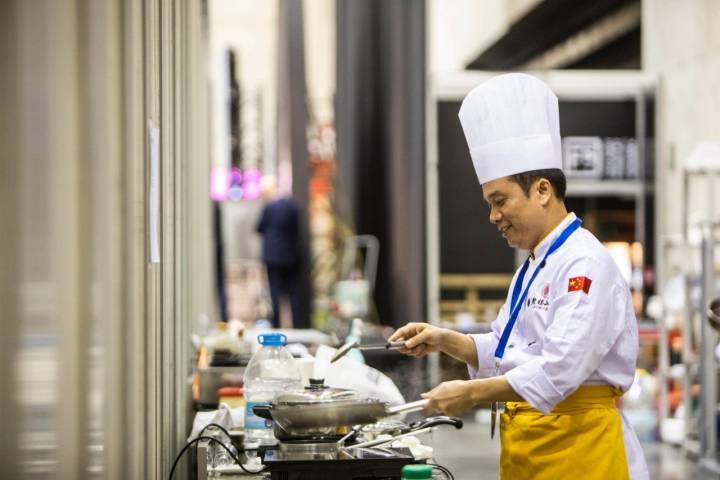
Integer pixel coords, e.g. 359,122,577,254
0,0,212,477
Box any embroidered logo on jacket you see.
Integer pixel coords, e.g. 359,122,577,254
527,283,551,311
568,276,592,294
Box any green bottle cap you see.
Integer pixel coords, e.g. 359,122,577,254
401,464,433,479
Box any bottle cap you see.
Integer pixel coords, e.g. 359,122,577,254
401,464,433,479
258,332,287,346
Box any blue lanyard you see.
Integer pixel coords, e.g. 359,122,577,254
494,218,582,363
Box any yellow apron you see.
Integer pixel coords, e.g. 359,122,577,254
499,385,629,480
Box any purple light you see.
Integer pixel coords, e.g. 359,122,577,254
230,167,243,186
210,167,229,201
228,167,244,200
243,169,262,200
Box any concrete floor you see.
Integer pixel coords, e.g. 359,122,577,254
431,415,718,480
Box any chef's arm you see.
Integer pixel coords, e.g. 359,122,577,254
392,323,480,370
469,376,524,403
438,330,481,370
421,375,523,416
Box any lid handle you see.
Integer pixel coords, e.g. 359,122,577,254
306,378,326,390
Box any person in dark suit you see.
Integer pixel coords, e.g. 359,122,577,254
256,189,301,328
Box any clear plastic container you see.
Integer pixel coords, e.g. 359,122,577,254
217,386,245,409
243,332,302,444
214,437,234,470
206,430,235,477
242,439,262,470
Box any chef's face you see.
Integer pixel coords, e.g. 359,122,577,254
481,176,551,251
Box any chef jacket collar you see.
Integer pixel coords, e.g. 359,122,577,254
529,212,577,261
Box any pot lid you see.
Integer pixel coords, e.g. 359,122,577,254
274,378,361,405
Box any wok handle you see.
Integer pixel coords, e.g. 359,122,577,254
408,416,463,431
386,399,429,415
252,405,274,421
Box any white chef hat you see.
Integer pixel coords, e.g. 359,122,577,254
458,73,562,185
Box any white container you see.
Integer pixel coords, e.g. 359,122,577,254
243,333,301,444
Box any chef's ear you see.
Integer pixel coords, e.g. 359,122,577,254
535,178,553,206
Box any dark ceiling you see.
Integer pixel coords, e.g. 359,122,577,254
466,0,640,70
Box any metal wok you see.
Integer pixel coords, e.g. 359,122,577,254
253,398,429,432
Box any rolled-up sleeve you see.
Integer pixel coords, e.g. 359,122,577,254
505,257,626,414
467,303,506,379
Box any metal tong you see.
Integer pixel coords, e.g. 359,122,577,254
330,340,406,363
343,415,463,452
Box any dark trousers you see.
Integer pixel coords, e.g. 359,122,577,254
266,266,301,328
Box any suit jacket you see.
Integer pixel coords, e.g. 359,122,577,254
256,197,300,268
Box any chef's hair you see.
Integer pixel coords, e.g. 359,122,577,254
509,168,566,201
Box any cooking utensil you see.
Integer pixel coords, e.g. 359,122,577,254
406,416,464,432
253,397,429,433
359,419,408,440
345,416,463,451
330,340,406,363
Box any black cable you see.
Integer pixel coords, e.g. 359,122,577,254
169,436,227,480
426,462,455,480
168,434,267,479
196,422,242,453
194,423,266,461
200,424,267,474
195,423,267,470
195,423,240,475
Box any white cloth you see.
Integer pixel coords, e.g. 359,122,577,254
314,345,406,406
468,213,649,479
458,73,562,185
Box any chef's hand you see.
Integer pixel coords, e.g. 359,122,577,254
389,322,447,358
421,380,475,417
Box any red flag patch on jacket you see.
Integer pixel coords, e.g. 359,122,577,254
568,276,592,294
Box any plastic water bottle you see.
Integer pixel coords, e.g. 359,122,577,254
243,332,302,444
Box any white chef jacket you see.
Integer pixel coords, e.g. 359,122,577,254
468,213,649,479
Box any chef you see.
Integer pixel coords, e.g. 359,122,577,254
390,73,649,479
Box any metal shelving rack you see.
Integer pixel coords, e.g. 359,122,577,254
679,145,720,473
565,179,652,198
426,70,658,387
655,234,693,450
656,144,720,471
